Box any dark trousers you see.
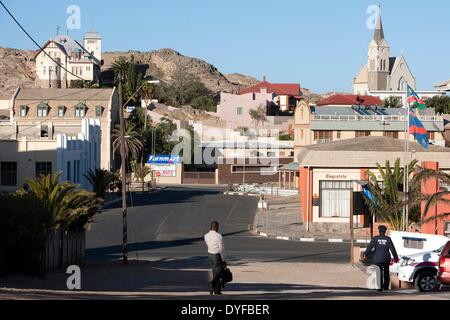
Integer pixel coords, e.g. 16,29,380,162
376,263,391,290
208,254,223,293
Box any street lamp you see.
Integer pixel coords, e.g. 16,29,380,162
118,79,160,266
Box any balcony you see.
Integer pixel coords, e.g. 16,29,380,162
313,114,443,122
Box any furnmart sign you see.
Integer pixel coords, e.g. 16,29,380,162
147,155,180,178
147,155,181,164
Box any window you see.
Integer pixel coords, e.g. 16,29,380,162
314,131,332,141
356,131,371,138
445,222,450,238
428,132,435,140
37,103,49,117
319,181,353,218
236,107,243,115
403,238,425,250
19,105,28,117
337,131,342,139
95,106,103,117
67,161,72,181
384,131,399,139
58,106,66,117
231,166,274,174
267,151,276,157
1,162,17,186
36,162,52,177
41,125,49,138
74,103,86,117
43,66,47,75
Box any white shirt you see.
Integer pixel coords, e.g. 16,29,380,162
204,230,226,261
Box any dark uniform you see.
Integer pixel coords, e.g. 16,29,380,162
364,235,399,291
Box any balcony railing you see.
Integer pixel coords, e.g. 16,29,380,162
313,115,442,122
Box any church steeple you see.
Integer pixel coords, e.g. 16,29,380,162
373,6,385,44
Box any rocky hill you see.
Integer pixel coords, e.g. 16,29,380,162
0,47,36,97
102,49,259,95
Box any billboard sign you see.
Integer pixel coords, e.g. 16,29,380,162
147,155,181,165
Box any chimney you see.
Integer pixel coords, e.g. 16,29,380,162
263,76,267,82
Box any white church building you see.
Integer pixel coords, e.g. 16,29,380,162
352,9,416,95
35,31,102,89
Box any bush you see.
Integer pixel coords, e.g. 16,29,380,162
0,193,51,275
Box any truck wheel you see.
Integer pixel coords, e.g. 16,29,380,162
414,271,437,292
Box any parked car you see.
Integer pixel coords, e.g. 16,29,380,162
389,232,449,274
397,248,443,292
438,241,450,288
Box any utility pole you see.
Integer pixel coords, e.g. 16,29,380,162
118,75,128,266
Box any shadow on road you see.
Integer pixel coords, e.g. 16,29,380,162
86,230,250,261
104,189,224,209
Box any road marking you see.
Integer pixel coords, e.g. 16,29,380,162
259,232,268,237
300,238,315,242
227,201,239,220
276,236,290,241
328,239,344,243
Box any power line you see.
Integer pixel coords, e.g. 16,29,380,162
0,0,86,82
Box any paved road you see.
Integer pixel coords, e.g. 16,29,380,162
86,186,350,264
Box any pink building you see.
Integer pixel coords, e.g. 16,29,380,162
216,81,302,130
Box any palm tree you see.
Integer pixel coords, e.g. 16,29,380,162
84,169,119,199
17,173,102,232
112,122,144,162
111,56,130,85
131,161,152,182
365,159,418,231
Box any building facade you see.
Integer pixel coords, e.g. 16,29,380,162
293,100,446,159
352,9,416,95
0,119,101,192
297,137,450,232
0,88,119,171
35,31,102,89
216,80,301,130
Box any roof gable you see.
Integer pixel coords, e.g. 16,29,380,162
239,81,301,96
317,94,382,107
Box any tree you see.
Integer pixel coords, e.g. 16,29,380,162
191,96,216,112
112,122,144,162
424,96,450,114
84,169,119,199
382,96,403,108
249,105,267,127
17,173,102,232
364,159,419,231
131,161,152,182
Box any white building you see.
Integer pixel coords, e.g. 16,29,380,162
35,31,102,89
353,8,416,95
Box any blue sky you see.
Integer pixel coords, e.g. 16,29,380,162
0,0,449,93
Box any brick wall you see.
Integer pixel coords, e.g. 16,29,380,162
218,158,293,185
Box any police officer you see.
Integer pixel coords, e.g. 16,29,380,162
364,225,399,291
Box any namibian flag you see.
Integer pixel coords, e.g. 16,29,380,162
409,111,429,149
407,85,427,110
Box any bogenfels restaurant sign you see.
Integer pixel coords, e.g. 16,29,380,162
325,174,348,180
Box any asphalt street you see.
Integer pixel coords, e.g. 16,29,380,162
86,186,350,264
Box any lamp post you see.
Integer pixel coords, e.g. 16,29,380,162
119,79,159,266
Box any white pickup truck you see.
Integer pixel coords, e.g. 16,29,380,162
390,232,449,292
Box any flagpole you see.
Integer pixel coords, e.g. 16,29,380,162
403,83,410,232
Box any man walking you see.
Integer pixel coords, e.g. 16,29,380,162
204,221,227,295
364,225,399,291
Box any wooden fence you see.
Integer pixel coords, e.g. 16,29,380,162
36,230,85,277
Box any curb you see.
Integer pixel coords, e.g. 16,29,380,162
254,229,370,244
223,192,260,197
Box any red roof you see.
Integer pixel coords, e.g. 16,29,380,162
317,94,382,107
239,81,301,96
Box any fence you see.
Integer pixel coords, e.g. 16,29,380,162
36,230,85,277
182,172,216,185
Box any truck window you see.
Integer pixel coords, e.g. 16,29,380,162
403,238,425,250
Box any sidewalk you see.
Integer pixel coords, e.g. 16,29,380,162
1,259,444,300
253,195,371,243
